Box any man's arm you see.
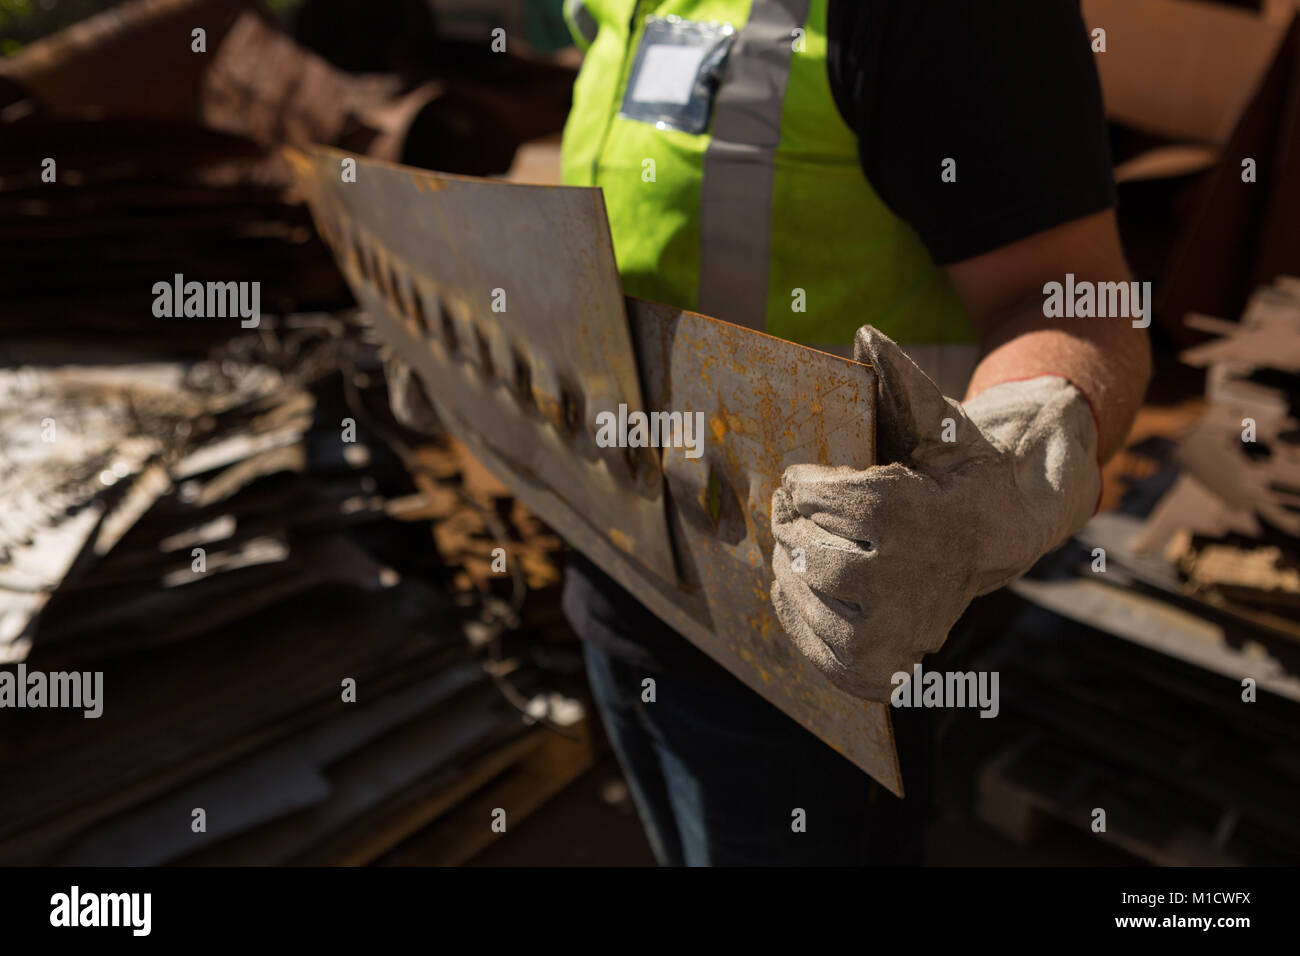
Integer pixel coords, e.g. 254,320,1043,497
772,0,1151,700
769,210,1152,701
949,208,1151,463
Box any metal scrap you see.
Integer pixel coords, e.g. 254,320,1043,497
291,147,902,793
1114,277,1300,640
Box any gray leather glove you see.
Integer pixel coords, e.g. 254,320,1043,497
770,325,1101,701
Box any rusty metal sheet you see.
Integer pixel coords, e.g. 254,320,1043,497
287,145,678,584
626,300,898,792
291,147,901,793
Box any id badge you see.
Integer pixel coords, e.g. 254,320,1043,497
619,15,737,134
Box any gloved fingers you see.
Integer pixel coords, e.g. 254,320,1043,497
772,546,935,700
771,577,856,692
771,512,874,601
772,541,860,643
771,547,880,692
864,600,963,660
833,603,935,691
781,460,938,542
771,580,896,701
778,463,879,541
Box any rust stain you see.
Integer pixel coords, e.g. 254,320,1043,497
411,171,447,192
282,146,314,178
709,415,727,442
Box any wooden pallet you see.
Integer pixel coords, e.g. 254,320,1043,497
976,734,1245,865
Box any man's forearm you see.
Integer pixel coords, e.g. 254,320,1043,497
963,292,1151,463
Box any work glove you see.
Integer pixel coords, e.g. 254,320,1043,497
770,326,1101,701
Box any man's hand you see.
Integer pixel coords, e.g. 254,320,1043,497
770,326,1100,701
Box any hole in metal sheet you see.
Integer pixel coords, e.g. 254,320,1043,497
439,301,460,354
474,325,494,379
706,467,747,546
559,382,582,435
411,285,430,334
346,222,358,257
1244,440,1272,461
338,220,357,269
361,241,378,286
388,266,407,317
512,348,533,406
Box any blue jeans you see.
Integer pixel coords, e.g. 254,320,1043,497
582,640,932,866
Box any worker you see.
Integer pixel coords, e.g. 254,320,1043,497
549,0,1151,866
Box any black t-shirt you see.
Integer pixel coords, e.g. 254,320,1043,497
565,0,1117,669
826,0,1115,264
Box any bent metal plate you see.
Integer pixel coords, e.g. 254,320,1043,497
290,146,901,795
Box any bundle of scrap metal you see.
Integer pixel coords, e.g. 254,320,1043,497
0,0,586,866
0,3,346,349
1133,278,1300,630
1012,277,1300,651
0,326,581,866
0,0,575,348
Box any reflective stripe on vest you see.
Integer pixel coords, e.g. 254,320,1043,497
564,0,599,50
561,0,976,385
697,0,809,329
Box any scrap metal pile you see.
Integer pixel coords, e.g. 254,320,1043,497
1138,278,1300,631
0,0,575,349
0,0,587,865
0,330,582,865
968,278,1300,865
